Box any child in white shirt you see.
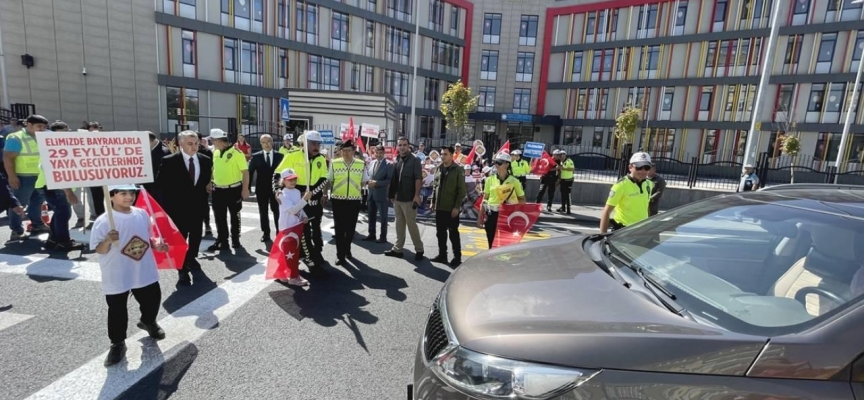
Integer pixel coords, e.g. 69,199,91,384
90,184,169,367
277,168,310,286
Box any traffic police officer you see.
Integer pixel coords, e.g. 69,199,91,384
510,149,531,188
274,131,328,268
3,114,50,240
600,152,654,232
557,149,575,214
478,152,526,248
328,140,368,265
207,128,250,251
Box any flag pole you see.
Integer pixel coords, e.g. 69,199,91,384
102,185,114,230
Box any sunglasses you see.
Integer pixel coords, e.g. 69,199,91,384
633,165,652,171
495,161,507,166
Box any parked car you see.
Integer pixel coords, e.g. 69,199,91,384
412,189,864,400
759,183,864,191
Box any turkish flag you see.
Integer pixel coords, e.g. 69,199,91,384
135,188,187,270
492,203,542,248
357,136,366,155
343,117,356,142
464,142,478,165
497,140,510,155
530,151,557,175
474,195,483,211
266,223,306,280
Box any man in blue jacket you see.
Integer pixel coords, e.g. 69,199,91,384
362,145,393,243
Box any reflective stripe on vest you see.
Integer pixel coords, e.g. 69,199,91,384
330,158,365,200
8,131,40,176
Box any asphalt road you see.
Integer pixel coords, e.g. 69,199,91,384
0,205,599,400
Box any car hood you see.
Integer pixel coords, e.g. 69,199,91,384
443,236,767,376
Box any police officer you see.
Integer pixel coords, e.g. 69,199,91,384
557,149,575,214
536,149,560,212
36,121,85,250
738,164,760,192
510,149,531,189
207,128,250,251
600,152,654,232
3,114,50,240
274,131,328,268
328,140,368,265
478,152,526,248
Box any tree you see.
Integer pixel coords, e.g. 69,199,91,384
774,104,801,184
614,106,642,145
440,80,479,143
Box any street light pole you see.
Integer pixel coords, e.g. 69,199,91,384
408,0,421,144
741,0,782,178
834,0,864,182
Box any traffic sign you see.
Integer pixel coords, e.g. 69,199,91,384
523,141,545,159
279,98,290,122
318,130,335,145
378,130,387,141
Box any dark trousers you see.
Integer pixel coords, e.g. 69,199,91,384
536,179,557,207
610,219,626,232
367,196,389,239
256,189,279,236
89,186,105,218
516,176,527,189
203,193,211,229
435,210,461,259
484,211,500,249
42,188,72,243
176,214,204,271
332,199,361,260
559,180,573,209
212,186,242,244
297,185,324,261
105,281,161,345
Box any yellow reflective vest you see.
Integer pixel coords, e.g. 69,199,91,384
275,149,327,187
329,157,365,200
6,131,40,176
511,159,531,177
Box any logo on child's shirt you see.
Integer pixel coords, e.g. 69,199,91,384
122,235,150,261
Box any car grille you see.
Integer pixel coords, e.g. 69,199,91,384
423,300,448,361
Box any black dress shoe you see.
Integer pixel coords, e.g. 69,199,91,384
137,321,166,340
206,243,229,252
384,250,404,258
178,272,192,285
232,239,242,248
347,252,354,259
261,235,271,242
430,254,449,264
415,252,425,261
104,343,126,367
186,260,202,271
361,235,375,241
449,258,462,268
335,259,345,266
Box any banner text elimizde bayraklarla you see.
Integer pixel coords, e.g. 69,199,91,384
43,136,148,183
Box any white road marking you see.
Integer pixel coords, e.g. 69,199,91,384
0,254,103,282
26,262,273,400
0,311,35,332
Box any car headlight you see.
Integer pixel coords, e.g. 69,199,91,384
430,346,600,399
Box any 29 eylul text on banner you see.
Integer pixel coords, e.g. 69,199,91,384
35,131,154,190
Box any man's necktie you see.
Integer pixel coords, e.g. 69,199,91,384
188,157,196,183
265,152,270,167
373,160,380,176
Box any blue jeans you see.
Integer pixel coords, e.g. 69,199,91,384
367,196,389,239
42,188,72,243
9,176,45,234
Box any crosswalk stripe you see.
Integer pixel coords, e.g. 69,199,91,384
0,311,35,332
0,254,103,282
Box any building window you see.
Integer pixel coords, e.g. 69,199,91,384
296,1,318,45
278,0,290,37
424,78,440,109
483,13,502,44
826,83,845,112
741,0,765,19
365,66,374,92
278,49,288,78
676,1,688,26
815,133,840,161
182,30,195,66
351,64,360,90
617,49,628,71
563,126,582,145
699,88,713,111
450,7,459,35
241,41,258,74
808,83,825,112
368,0,376,12
591,50,613,73
388,0,413,23
429,0,444,31
177,0,196,19
603,9,620,35
385,70,409,105
308,55,337,90
431,40,459,75
795,0,809,14
386,26,411,65
854,31,864,62
519,15,539,46
819,33,837,62
751,38,762,66
480,50,498,80
777,84,794,114
638,4,658,30
662,88,674,111
785,35,802,64
241,95,258,125
167,86,181,121
419,116,435,139
513,88,531,114
571,52,583,81
586,14,596,36
516,52,534,82
332,12,349,51
478,86,495,112
645,45,660,71
223,38,237,71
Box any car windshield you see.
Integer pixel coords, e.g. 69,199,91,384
607,193,864,336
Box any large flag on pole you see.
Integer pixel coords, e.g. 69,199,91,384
530,151,557,175
492,203,542,248
135,188,187,270
266,223,306,280
497,140,510,155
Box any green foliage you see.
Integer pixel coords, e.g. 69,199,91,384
440,80,478,133
781,134,801,156
615,107,642,144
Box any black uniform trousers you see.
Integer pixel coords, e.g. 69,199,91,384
559,179,573,210
296,184,324,261
105,281,161,345
536,178,557,207
484,211,500,249
331,199,361,260
516,176,527,189
256,189,279,237
175,213,204,271
435,210,462,259
89,187,105,218
212,185,243,244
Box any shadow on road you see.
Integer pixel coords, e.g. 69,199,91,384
111,342,199,400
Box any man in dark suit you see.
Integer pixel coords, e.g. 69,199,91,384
362,145,393,243
248,134,283,242
146,132,169,204
156,130,213,286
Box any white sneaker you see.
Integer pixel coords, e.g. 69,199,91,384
287,276,309,286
